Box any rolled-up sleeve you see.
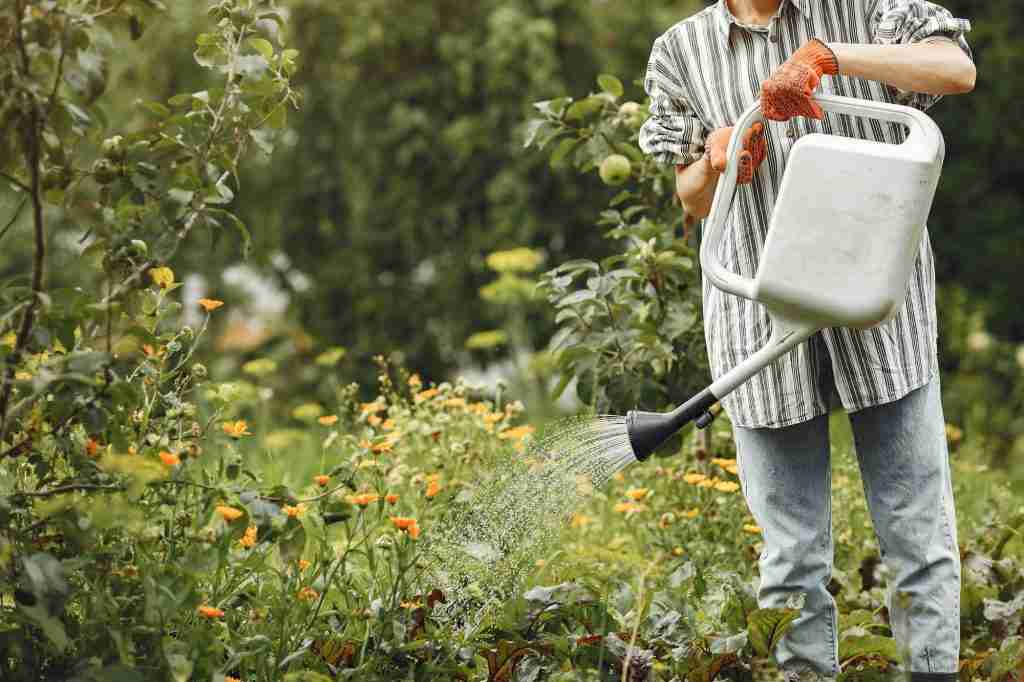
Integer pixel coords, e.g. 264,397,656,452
870,0,973,111
639,35,708,167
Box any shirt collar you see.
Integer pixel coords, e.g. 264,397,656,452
713,0,811,46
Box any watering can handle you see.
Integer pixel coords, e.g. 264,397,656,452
699,94,940,302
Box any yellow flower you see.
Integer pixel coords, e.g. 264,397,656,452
159,451,181,467
216,506,244,522
743,524,763,534
614,501,645,514
672,547,685,557
298,559,311,572
358,439,373,450
197,298,224,311
347,493,380,507
443,398,467,410
297,587,319,601
368,415,382,427
570,513,592,529
626,488,649,501
381,418,395,430
314,474,330,487
683,473,707,485
283,504,306,518
197,605,224,618
414,388,439,403
222,420,252,438
14,371,32,381
408,373,422,388
697,476,719,489
318,415,339,426
498,425,535,441
239,525,257,548
945,423,963,444
682,507,700,519
371,440,393,454
148,266,174,289
714,481,740,493
400,600,423,610
712,458,739,475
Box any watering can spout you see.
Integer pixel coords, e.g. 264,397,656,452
627,388,717,461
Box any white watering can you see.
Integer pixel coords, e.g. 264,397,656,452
626,94,945,459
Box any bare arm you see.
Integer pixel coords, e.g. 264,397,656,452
828,39,975,95
675,157,720,220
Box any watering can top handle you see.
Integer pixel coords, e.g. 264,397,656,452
699,94,941,303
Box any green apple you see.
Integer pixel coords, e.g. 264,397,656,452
599,154,632,186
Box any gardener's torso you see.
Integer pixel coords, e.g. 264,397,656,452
640,0,972,428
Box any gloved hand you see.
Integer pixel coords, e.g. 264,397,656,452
760,38,839,121
704,122,767,185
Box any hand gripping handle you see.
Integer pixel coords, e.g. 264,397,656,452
698,94,944,302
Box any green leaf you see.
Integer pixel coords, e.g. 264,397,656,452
549,137,580,168
597,74,624,99
207,208,251,258
838,634,901,663
266,105,287,130
565,96,604,122
279,518,307,564
247,37,275,61
747,607,799,657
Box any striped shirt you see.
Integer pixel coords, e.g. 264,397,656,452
639,0,972,429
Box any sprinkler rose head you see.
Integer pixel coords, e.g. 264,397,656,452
626,388,718,460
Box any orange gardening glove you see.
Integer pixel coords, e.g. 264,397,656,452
704,122,767,185
760,38,839,121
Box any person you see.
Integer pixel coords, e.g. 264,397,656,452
638,1,975,680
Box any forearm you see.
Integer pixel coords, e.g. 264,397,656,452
675,156,720,220
827,40,976,95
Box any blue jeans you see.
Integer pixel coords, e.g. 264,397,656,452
734,352,960,676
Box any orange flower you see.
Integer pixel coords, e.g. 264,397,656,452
614,501,645,514
444,398,467,409
367,415,382,427
216,505,244,522
385,493,399,504
381,418,395,430
297,559,311,571
142,344,157,357
318,414,339,426
347,493,380,507
408,524,421,540
85,438,100,458
159,451,181,467
682,473,707,485
425,480,441,499
297,587,319,601
483,412,504,425
198,605,224,618
358,439,373,450
400,600,423,610
222,420,251,438
682,508,700,519
390,516,417,531
283,504,305,518
225,677,241,682
314,474,330,487
360,401,386,415
414,388,439,403
239,525,257,548
626,488,649,501
570,513,592,528
407,373,422,388
197,298,224,311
